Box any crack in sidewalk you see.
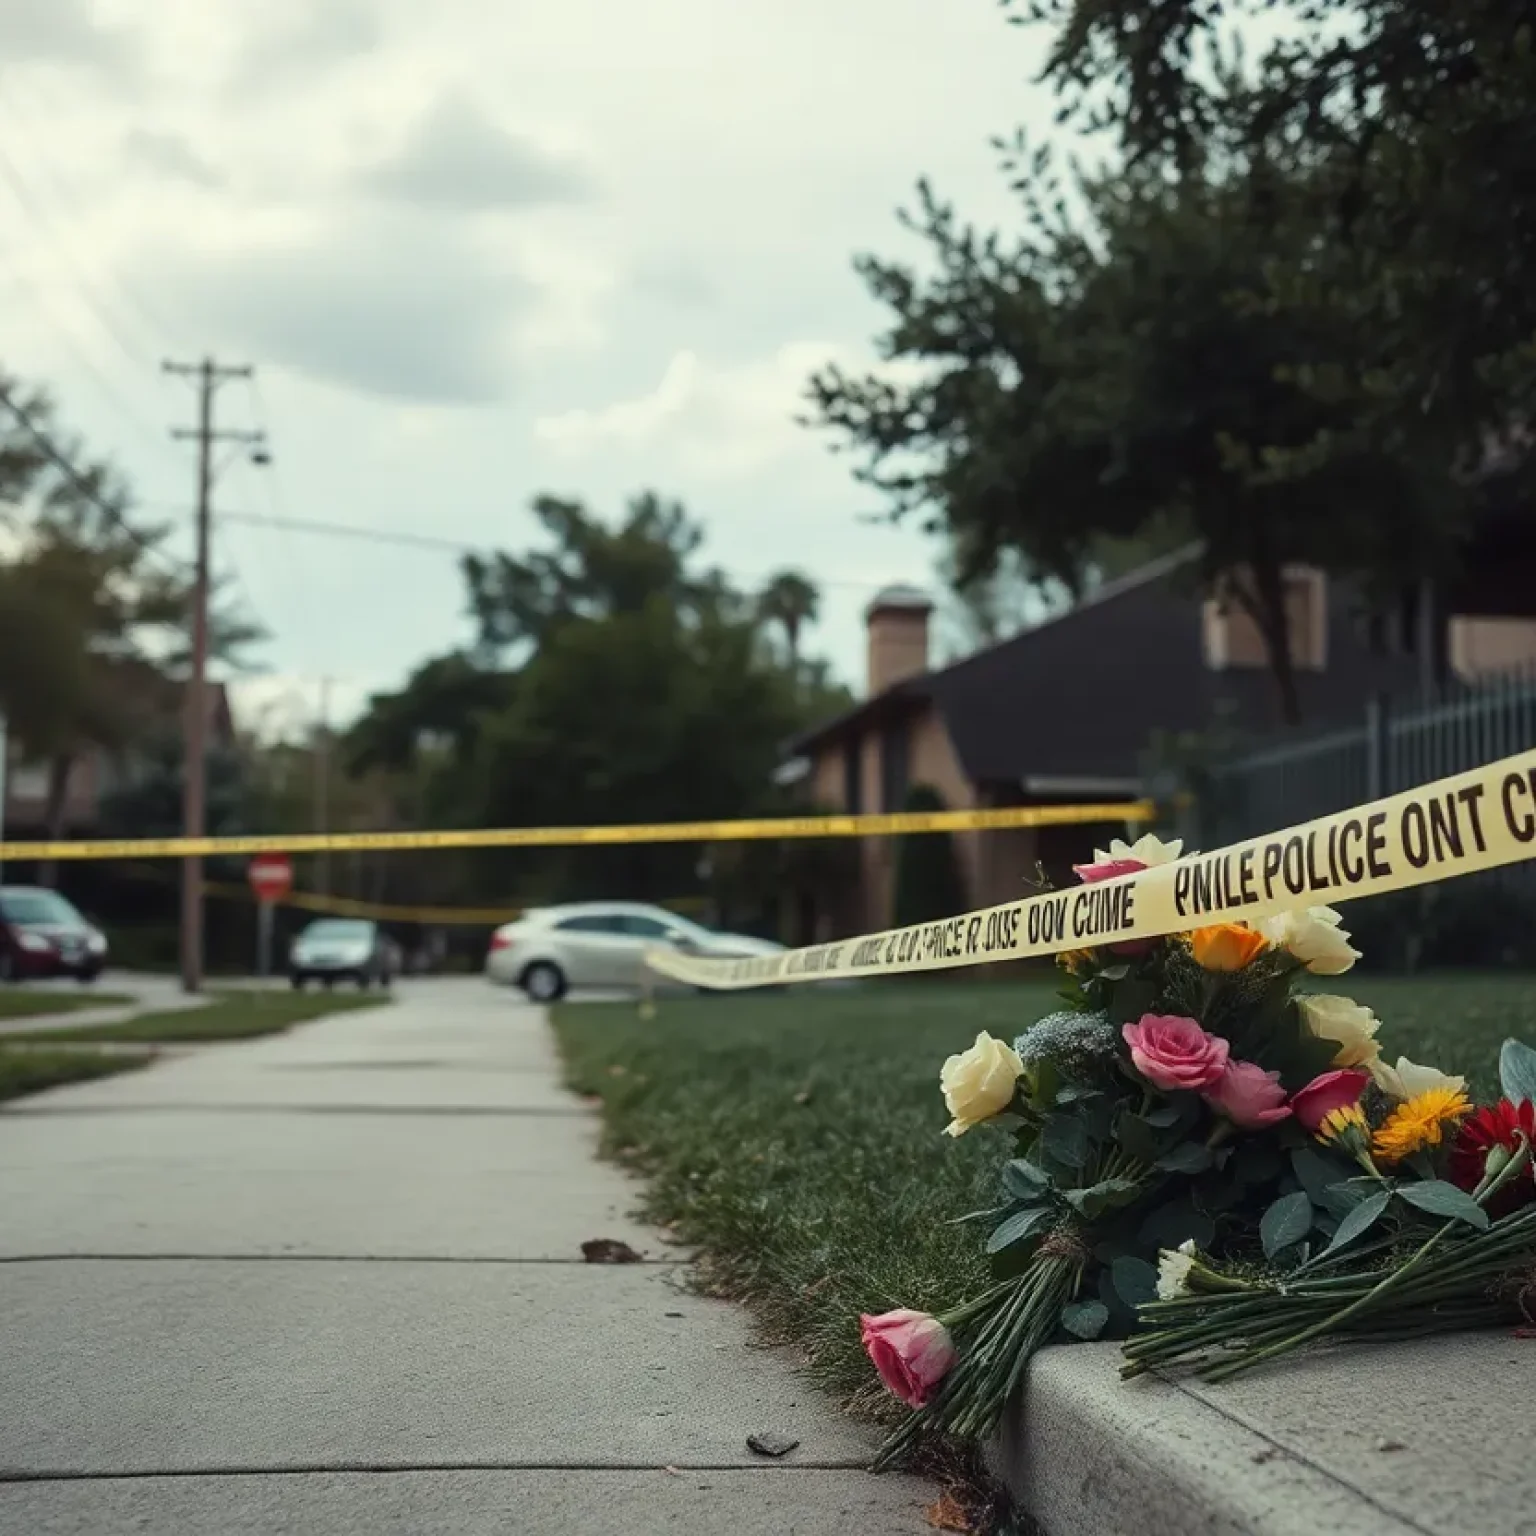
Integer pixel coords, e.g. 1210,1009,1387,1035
0,1460,877,1484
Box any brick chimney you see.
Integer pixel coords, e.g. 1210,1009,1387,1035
865,584,932,696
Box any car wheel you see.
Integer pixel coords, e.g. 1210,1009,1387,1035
0,952,14,984
520,961,567,1003
290,974,305,991
323,976,335,991
357,971,372,991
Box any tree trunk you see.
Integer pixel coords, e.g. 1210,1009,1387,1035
37,751,76,888
1234,559,1303,728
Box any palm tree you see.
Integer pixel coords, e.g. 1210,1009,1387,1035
757,570,820,666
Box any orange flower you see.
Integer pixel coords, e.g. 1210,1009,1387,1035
1190,924,1268,973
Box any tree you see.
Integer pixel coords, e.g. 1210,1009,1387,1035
0,378,262,854
756,570,821,665
1012,1,1536,533
807,134,1446,722
342,491,850,907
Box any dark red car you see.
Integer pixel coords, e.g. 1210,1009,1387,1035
0,885,109,983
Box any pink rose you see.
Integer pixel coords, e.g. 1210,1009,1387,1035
859,1309,956,1408
1205,1059,1292,1128
1074,857,1152,955
1073,856,1146,884
1290,1068,1371,1133
1122,1014,1230,1092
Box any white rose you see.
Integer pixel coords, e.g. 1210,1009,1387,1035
940,1031,1025,1138
1297,994,1381,1069
1092,833,1185,867
1156,1239,1199,1301
1255,906,1361,975
1370,1055,1467,1103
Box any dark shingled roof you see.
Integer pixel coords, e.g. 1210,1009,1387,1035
791,548,1427,787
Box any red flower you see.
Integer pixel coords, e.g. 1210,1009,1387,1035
1449,1099,1536,1214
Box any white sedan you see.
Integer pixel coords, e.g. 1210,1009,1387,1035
484,901,785,1002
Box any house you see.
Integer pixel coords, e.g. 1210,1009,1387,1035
2,679,237,838
780,547,1536,938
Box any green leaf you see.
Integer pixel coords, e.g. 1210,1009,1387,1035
1116,1109,1169,1164
1396,1180,1490,1230
1060,1299,1110,1341
1041,1113,1092,1170
1062,1177,1143,1219
1143,1103,1184,1128
1319,1180,1374,1220
1501,1038,1536,1106
1099,964,1131,982
1291,1146,1348,1206
1002,1158,1050,1199
1260,1190,1315,1259
1319,1189,1391,1257
1156,1141,1214,1175
1110,1255,1159,1309
1138,1199,1217,1251
1106,978,1158,1027
986,1205,1053,1255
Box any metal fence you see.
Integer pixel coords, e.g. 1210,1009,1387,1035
1201,666,1536,858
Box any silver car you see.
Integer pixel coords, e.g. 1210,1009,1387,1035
289,919,397,991
484,901,784,1002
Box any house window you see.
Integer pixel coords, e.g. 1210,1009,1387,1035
880,721,909,813
843,739,862,813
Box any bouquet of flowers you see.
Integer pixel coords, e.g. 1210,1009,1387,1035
859,835,1536,1469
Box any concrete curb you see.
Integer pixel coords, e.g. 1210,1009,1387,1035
991,1333,1535,1536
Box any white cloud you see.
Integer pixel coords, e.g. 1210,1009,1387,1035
128,212,542,403
3,0,1058,697
357,98,593,211
535,343,857,477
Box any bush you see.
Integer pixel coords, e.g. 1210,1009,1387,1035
891,784,968,927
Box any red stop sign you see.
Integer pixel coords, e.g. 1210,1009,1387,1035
248,854,293,903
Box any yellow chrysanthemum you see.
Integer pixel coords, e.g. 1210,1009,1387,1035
1371,1087,1471,1165
1056,948,1095,973
1318,1102,1369,1147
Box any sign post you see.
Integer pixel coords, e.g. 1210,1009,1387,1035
247,855,293,979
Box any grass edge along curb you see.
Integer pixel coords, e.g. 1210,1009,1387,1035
0,990,134,1022
0,1046,152,1104
3,988,392,1044
550,975,1532,1414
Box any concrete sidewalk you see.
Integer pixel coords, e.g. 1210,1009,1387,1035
0,979,931,1534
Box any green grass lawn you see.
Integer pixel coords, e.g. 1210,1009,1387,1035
553,972,1536,1420
0,989,132,1021
0,1046,151,1103
5,987,391,1044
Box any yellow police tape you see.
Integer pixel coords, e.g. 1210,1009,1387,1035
644,749,1536,990
0,799,1152,862
116,861,712,927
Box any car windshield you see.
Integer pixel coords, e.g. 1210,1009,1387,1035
302,921,372,943
0,890,82,926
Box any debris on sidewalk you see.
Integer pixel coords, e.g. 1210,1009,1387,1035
746,1430,799,1458
581,1237,643,1263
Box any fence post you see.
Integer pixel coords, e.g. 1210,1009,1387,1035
1365,693,1389,801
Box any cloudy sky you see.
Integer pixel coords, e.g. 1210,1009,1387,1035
0,0,1059,734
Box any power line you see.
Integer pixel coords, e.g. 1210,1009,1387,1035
209,506,897,591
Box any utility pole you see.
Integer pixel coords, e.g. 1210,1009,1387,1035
166,358,266,994
314,676,333,895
